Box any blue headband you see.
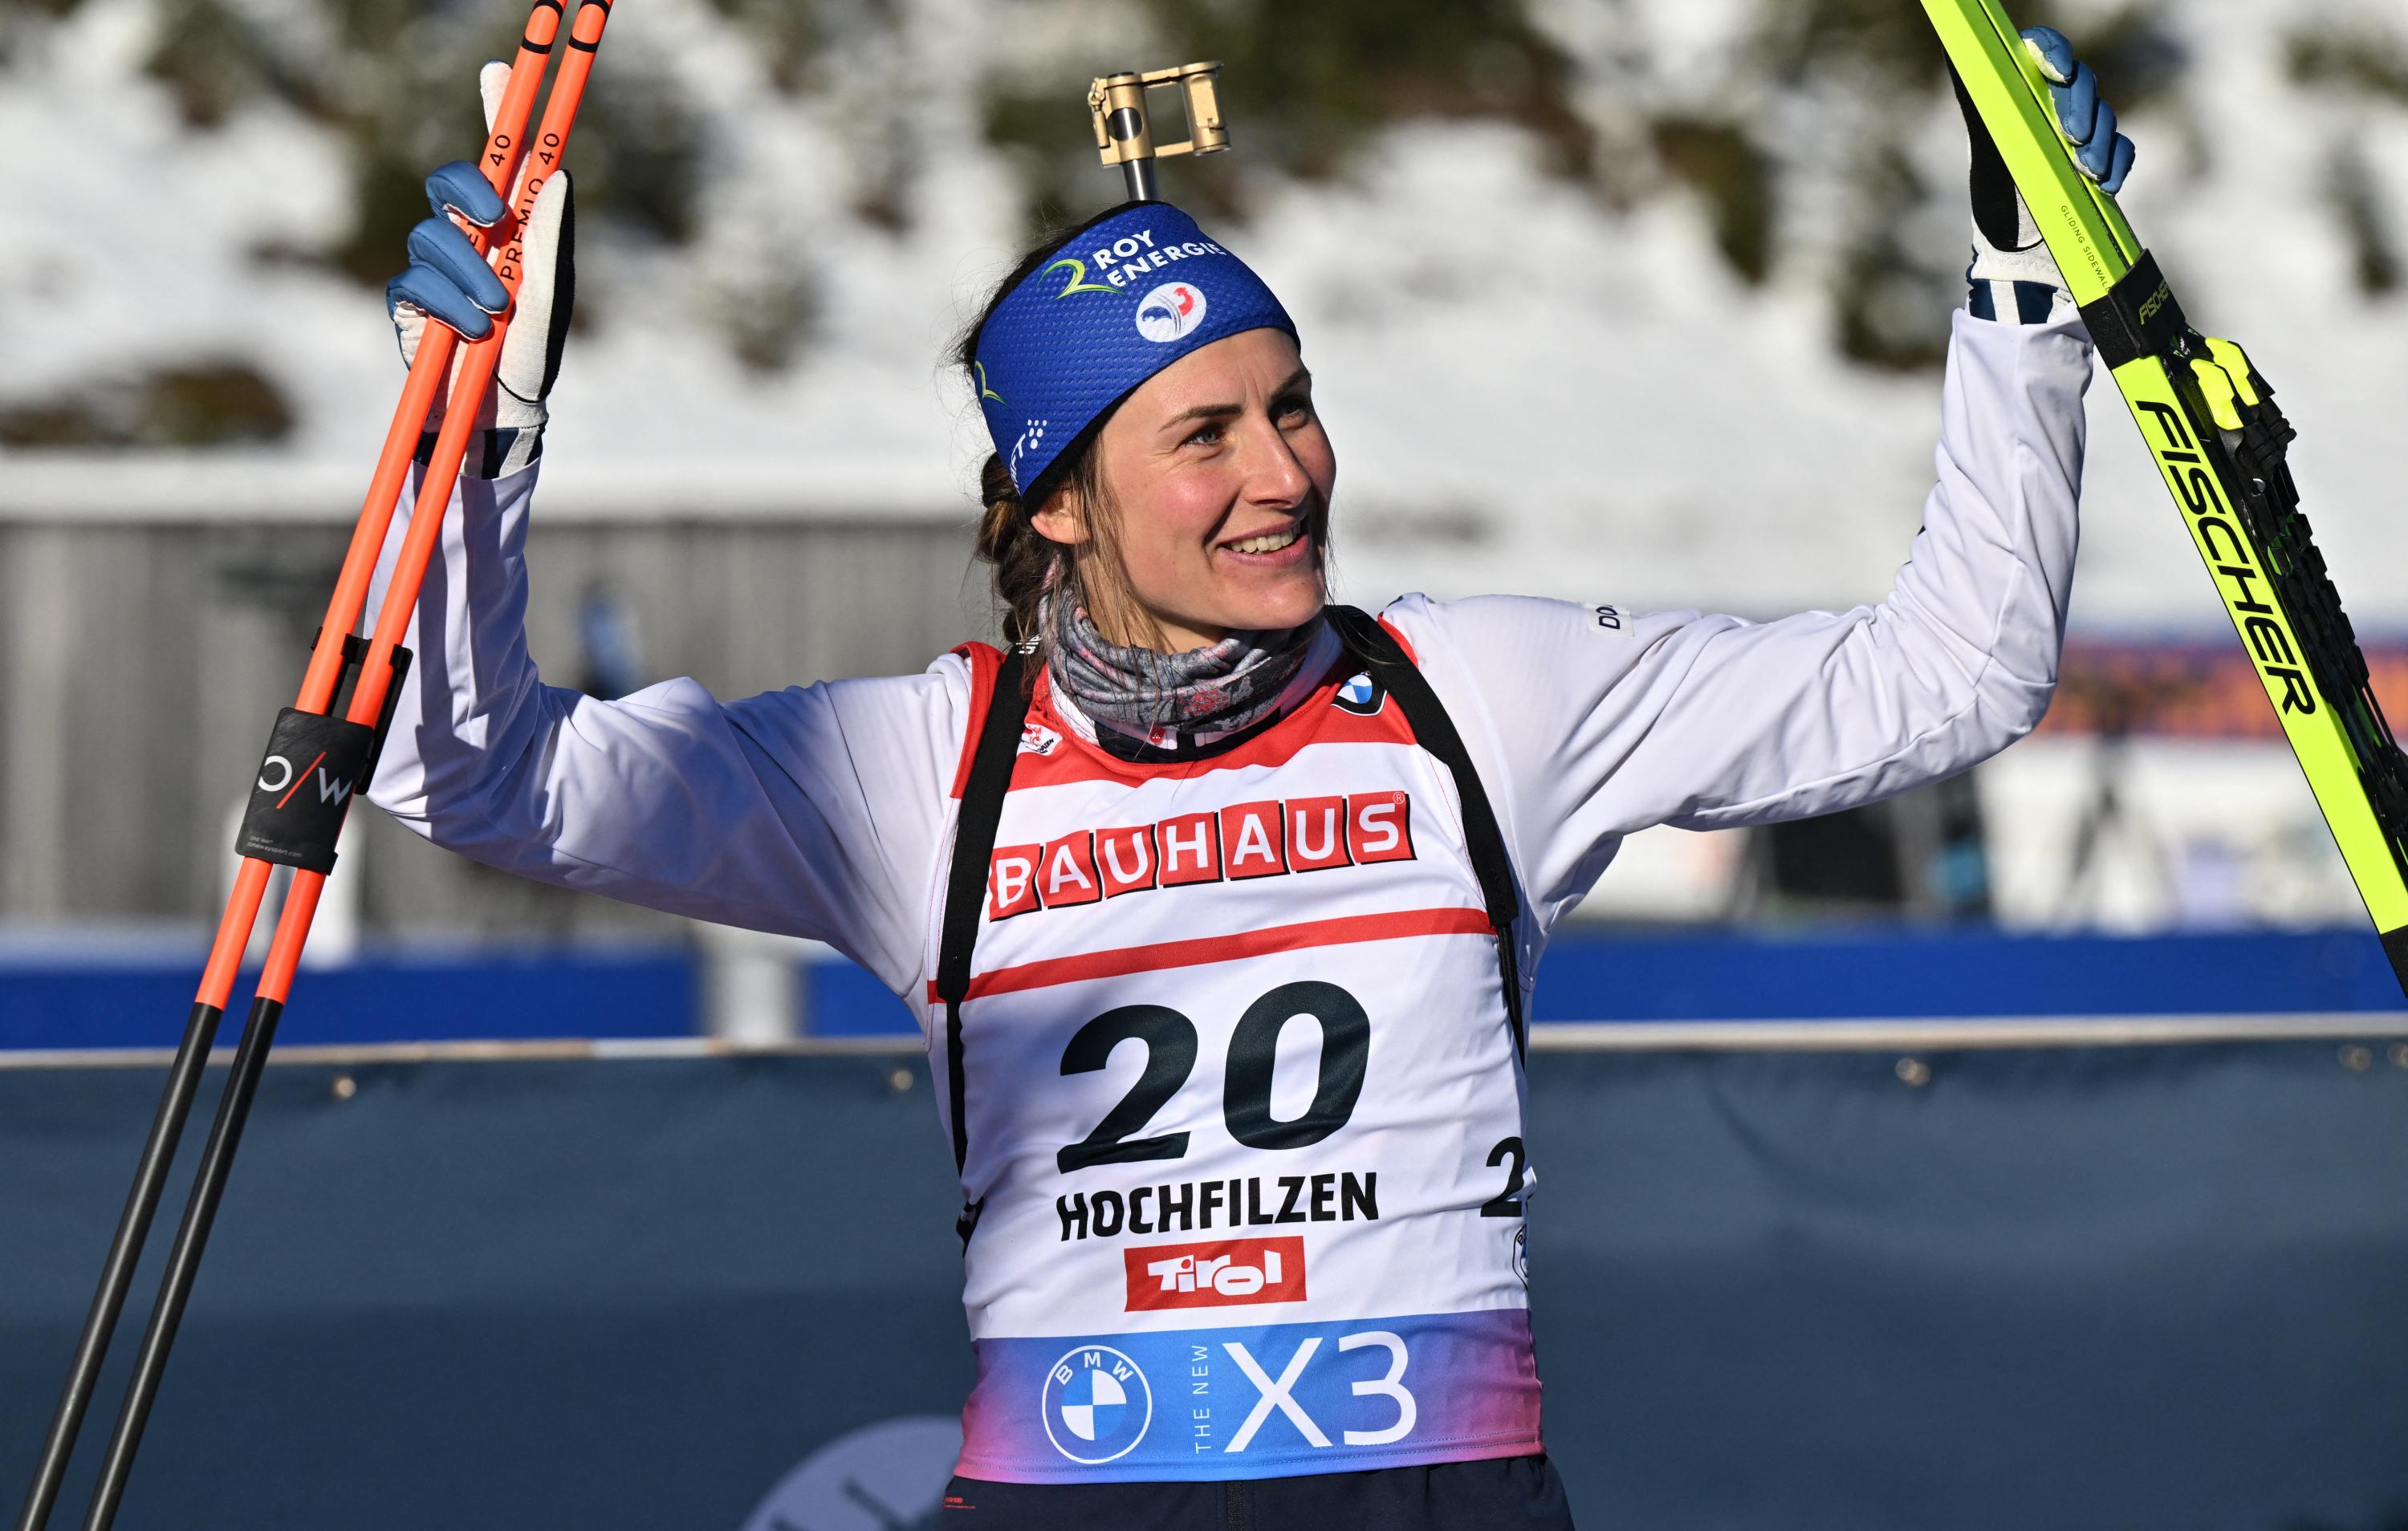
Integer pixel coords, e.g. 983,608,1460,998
974,202,1298,497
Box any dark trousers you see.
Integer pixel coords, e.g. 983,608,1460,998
942,1453,1575,1529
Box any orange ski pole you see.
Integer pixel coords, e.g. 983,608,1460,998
348,0,614,751
71,6,617,1527
242,0,615,1031
11,6,604,1529
195,2,564,1017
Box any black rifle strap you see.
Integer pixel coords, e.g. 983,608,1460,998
934,608,1531,1227
1324,605,1528,1059
937,644,1034,1195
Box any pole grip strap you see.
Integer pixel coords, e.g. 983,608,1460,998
234,639,413,875
2077,250,2186,370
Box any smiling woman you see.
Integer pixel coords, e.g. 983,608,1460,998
367,30,2136,1529
962,203,1332,653
1031,327,1329,648
955,201,1344,757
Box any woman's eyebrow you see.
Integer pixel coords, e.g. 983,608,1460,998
1162,400,1243,430
1159,368,1314,432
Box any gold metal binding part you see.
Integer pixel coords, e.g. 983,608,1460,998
1088,61,1228,202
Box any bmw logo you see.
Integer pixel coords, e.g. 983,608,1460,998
1039,1346,1153,1464
1333,671,1388,717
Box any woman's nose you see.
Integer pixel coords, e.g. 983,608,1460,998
1241,419,1313,506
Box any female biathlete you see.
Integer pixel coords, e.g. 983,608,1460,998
373,31,2136,1529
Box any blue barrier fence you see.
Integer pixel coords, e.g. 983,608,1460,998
3,1043,2402,1529
0,950,695,1050
2,928,2398,1050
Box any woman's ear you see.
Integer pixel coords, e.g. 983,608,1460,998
1030,481,1087,547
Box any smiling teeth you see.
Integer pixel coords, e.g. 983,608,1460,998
1230,527,1300,554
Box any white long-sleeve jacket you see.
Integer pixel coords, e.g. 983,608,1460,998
367,307,2089,1481
368,308,2088,993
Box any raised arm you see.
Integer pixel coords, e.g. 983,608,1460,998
366,94,960,992
366,461,964,993
1393,306,2087,930
1390,26,2133,933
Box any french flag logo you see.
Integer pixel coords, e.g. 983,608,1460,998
1136,281,1209,343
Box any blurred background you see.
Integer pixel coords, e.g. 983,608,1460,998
3,3,2406,1527
7,0,2408,1041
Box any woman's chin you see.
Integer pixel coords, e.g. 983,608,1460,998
1226,581,1326,636
1157,567,1326,643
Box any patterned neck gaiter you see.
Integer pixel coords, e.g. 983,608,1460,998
1045,597,1321,757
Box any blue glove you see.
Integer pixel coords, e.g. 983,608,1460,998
384,62,576,477
2023,26,2137,195
1958,27,2139,324
385,160,512,341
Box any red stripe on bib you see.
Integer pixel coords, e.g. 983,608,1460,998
929,906,1492,1002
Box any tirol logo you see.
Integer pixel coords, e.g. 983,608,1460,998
1136,282,1208,343
1041,1346,1153,1464
1126,1236,1308,1311
1332,671,1388,717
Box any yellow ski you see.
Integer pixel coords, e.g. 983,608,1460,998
1925,0,2408,993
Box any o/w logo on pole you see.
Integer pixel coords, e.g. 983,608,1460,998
1039,1346,1152,1464
239,703,374,873
256,752,352,810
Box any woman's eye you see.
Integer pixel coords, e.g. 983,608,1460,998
1276,396,1314,424
1184,422,1224,447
